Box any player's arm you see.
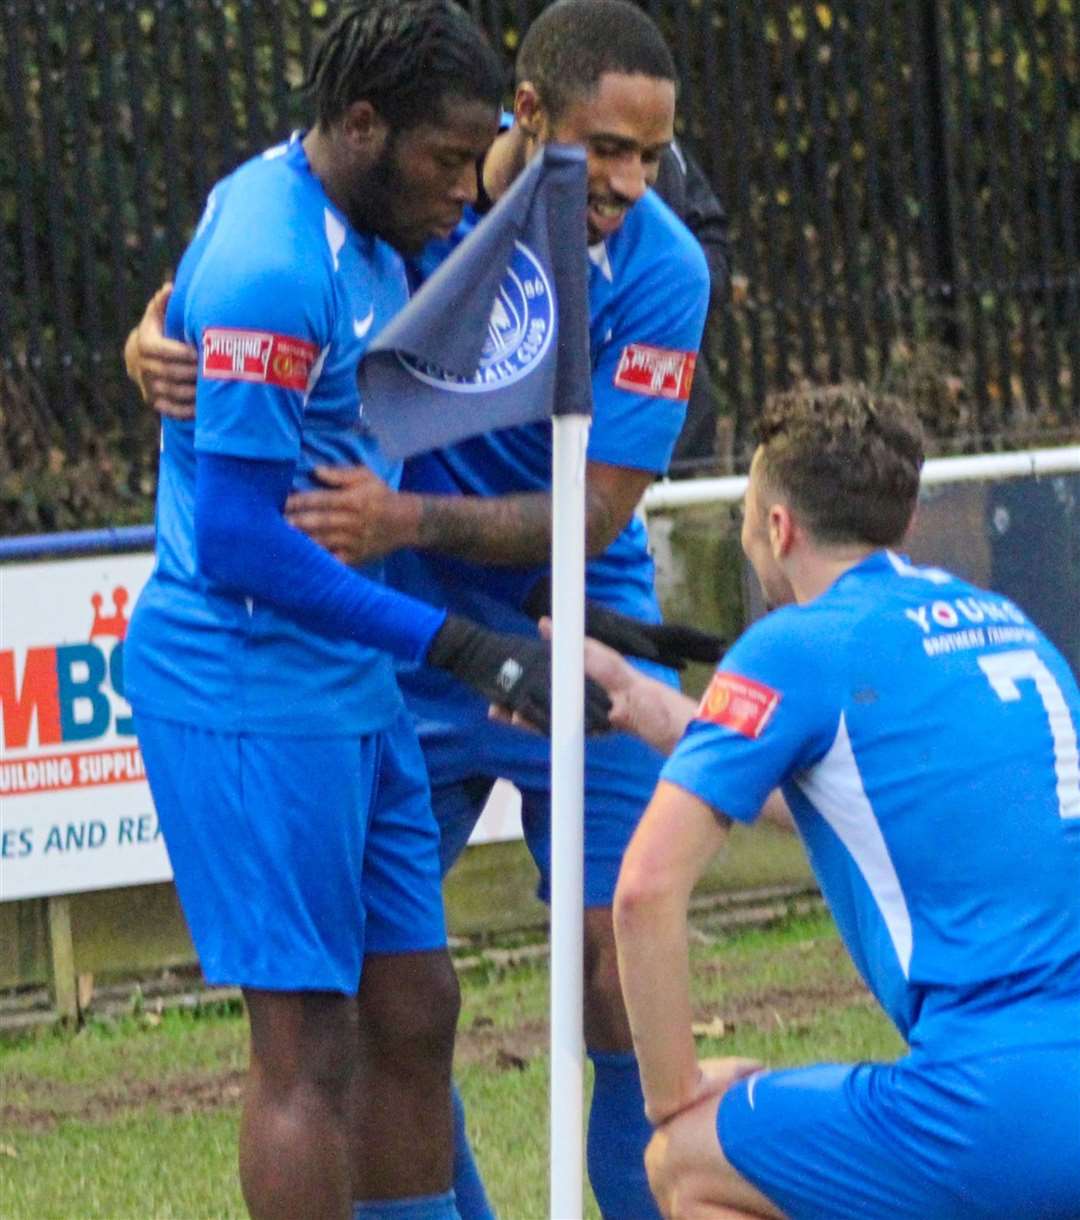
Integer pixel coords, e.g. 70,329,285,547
194,453,610,734
615,620,833,1123
283,455,650,566
614,780,734,1124
579,628,700,753
286,218,711,568
123,283,198,419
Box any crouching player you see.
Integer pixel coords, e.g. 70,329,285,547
588,384,1080,1218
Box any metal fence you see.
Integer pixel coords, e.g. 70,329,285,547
1,0,1078,465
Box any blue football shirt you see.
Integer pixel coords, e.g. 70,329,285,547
387,185,709,728
398,188,709,620
662,551,1080,1054
126,135,409,735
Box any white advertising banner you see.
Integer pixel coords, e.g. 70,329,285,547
1,550,522,903
0,552,169,900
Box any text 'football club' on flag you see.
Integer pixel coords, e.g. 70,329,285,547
358,144,593,460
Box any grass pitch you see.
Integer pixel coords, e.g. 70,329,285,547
0,908,902,1219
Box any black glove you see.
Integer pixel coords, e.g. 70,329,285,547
426,614,612,735
523,576,725,670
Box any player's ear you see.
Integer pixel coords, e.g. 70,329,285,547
768,504,795,559
513,82,545,140
340,100,387,152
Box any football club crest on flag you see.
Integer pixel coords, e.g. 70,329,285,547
358,144,592,459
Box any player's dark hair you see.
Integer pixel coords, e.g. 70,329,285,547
305,0,504,131
754,383,925,547
516,0,677,119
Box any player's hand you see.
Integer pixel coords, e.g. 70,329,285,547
524,576,725,669
536,617,640,737
285,465,419,565
124,283,198,419
646,1057,763,1127
427,614,611,736
691,1057,763,1108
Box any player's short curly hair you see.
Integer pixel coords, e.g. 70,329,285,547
516,0,677,120
305,0,504,132
754,383,925,547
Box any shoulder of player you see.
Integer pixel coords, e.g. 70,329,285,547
736,601,829,657
727,597,860,694
616,191,710,284
192,172,342,312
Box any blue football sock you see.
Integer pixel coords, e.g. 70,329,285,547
353,1191,459,1220
451,1081,496,1220
587,1049,663,1220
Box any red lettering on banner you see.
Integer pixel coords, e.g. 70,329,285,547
202,328,318,390
612,344,697,400
0,648,62,749
0,744,146,797
696,672,781,739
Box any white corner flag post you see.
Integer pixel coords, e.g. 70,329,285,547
544,143,594,1220
550,406,590,1220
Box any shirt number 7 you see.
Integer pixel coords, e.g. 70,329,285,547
978,649,1080,822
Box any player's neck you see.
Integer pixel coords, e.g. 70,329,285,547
303,128,354,224
789,545,877,605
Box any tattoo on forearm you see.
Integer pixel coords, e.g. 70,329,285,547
415,486,619,565
416,492,554,564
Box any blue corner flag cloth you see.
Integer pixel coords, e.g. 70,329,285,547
359,144,593,460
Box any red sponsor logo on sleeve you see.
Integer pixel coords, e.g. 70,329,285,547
612,343,697,400
202,328,318,391
696,672,781,739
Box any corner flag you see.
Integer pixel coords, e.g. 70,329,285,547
359,143,593,460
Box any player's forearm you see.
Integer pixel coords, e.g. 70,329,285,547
614,887,700,1124
195,453,445,664
410,486,618,566
619,675,697,755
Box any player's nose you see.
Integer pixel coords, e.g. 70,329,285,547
450,161,479,206
608,157,648,205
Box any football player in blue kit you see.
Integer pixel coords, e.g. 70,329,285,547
582,383,1080,1218
124,4,714,1214
283,6,713,1215
123,6,610,1220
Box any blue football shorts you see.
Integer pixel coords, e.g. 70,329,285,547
135,709,446,993
718,1043,1080,1219
421,713,668,907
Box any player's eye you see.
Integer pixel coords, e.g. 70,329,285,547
590,140,627,159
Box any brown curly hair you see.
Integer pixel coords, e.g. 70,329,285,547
754,383,925,547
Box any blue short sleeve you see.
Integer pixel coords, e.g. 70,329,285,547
586,226,709,473
186,247,333,464
661,608,841,821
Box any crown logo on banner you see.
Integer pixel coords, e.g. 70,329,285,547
89,587,130,641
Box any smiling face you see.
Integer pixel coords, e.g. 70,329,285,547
518,72,675,243
343,95,499,254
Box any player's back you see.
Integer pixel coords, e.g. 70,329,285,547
782,551,1080,1053
127,136,409,738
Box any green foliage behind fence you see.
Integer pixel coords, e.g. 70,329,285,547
1,1,1078,532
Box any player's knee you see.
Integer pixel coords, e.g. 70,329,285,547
584,937,623,1012
645,1136,715,1220
647,1097,757,1220
246,991,358,1108
583,909,624,1010
645,1128,679,1217
362,951,460,1067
